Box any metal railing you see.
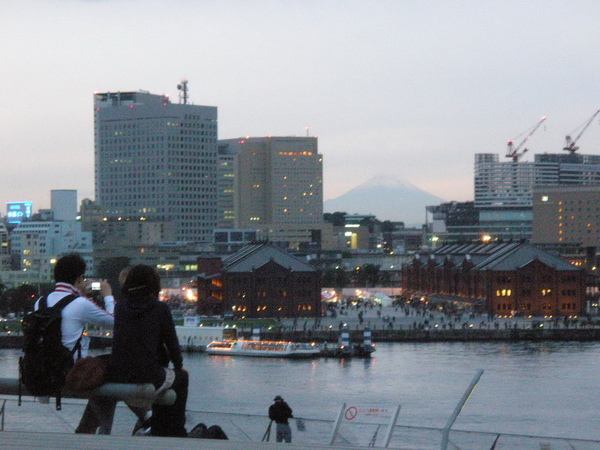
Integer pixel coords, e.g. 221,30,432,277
1,397,599,449
0,399,5,431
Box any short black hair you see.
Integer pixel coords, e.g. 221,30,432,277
122,264,161,299
54,253,86,285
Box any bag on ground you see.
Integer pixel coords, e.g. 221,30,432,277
19,294,81,409
188,422,228,439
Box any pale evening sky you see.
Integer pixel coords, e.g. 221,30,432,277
2,0,599,214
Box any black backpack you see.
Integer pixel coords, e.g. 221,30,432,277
19,294,82,410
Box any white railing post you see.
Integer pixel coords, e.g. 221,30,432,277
441,369,484,450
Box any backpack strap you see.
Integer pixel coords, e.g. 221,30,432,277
36,294,77,311
38,296,48,309
52,294,79,311
53,294,85,358
49,294,82,410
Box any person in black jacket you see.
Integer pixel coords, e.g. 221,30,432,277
109,264,188,437
269,395,293,443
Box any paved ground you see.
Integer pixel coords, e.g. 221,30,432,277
274,304,568,334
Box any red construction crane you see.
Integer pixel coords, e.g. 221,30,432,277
563,110,600,154
506,116,547,161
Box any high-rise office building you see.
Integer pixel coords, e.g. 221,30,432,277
475,153,600,209
218,136,324,249
51,190,77,221
221,136,323,225
94,90,218,243
471,152,600,241
216,142,237,229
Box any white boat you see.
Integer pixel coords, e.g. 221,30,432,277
205,340,321,358
176,325,238,352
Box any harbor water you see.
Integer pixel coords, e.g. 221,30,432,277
1,341,599,445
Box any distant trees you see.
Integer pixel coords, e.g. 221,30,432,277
353,264,381,287
322,267,351,294
322,264,398,289
323,212,347,226
0,284,39,315
381,220,398,233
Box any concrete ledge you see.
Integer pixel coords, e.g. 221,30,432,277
0,378,175,405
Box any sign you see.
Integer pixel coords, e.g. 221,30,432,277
343,405,396,424
6,202,33,224
329,403,401,448
183,316,200,327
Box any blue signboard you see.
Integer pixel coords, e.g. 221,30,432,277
6,202,33,223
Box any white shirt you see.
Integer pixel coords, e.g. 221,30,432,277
34,282,114,358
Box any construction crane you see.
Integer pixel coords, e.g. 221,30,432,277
506,116,547,161
563,110,600,154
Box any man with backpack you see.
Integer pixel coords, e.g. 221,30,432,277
30,253,115,432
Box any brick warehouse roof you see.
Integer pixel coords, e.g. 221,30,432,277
417,242,580,272
221,242,316,273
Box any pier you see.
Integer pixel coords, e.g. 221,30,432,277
259,326,600,343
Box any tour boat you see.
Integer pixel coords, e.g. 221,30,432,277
176,324,238,352
205,340,321,358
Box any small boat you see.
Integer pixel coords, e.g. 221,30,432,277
205,340,321,358
318,327,376,358
319,342,376,358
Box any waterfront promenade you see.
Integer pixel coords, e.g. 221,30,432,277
248,305,600,343
2,305,600,349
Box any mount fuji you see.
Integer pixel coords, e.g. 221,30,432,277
324,176,446,226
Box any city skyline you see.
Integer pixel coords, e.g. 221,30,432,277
2,1,600,215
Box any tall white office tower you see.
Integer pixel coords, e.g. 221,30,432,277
51,190,78,221
94,89,218,243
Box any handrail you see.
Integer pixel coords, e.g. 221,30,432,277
0,399,5,431
441,369,484,450
0,378,175,406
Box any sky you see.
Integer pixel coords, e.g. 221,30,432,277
2,0,600,214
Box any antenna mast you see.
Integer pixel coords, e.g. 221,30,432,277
177,79,189,105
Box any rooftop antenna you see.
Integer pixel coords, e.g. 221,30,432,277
177,79,189,105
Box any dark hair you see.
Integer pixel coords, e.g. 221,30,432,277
54,253,86,284
121,264,161,299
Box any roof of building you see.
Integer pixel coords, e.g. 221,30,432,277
415,241,580,272
475,245,580,272
221,242,316,273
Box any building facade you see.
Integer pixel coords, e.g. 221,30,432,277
402,242,586,317
216,137,323,249
8,220,93,282
94,90,218,243
532,185,600,247
216,142,237,229
474,153,600,209
448,152,600,243
197,243,321,318
51,190,78,221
